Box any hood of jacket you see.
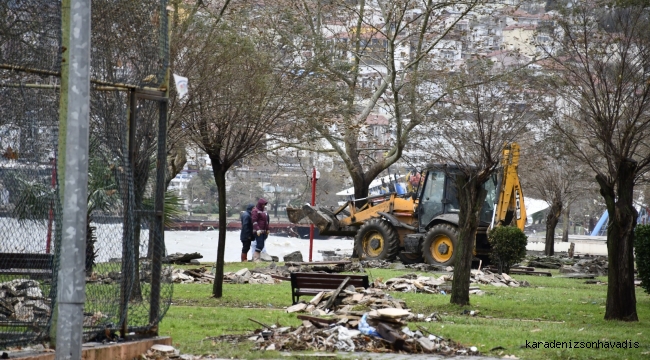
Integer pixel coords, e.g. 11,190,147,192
246,203,255,213
256,198,268,211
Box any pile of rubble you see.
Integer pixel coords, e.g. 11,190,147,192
244,313,477,354
375,273,448,294
559,256,608,276
286,285,408,318
171,267,215,284
528,255,609,276
343,260,450,273
374,270,526,293
171,266,286,284
223,268,279,285
0,279,51,322
527,256,567,269
470,270,528,288
250,290,477,355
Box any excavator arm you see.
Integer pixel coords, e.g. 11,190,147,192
493,143,526,231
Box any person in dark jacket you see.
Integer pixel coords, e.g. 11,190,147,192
240,204,255,262
251,198,270,262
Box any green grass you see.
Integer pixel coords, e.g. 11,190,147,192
161,306,302,359
159,264,650,359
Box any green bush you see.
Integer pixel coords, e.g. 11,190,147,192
635,224,650,294
488,226,528,274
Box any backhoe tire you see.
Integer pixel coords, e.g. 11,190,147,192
422,224,459,266
355,218,400,261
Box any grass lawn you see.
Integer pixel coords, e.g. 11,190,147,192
159,262,650,359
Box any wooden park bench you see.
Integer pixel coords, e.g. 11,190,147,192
0,253,54,279
290,272,369,304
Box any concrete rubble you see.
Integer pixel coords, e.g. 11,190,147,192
0,279,51,322
283,251,304,262
0,279,107,327
170,266,286,284
528,255,609,276
559,256,608,276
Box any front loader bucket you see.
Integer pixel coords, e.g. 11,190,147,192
288,204,357,236
301,204,339,231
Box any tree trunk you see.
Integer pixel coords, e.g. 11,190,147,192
212,167,228,298
450,174,486,306
562,205,570,242
596,159,638,321
165,144,187,189
350,174,370,259
544,200,562,256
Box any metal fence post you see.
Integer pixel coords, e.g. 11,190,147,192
149,98,167,326
55,0,91,358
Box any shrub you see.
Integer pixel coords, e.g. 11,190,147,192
635,225,650,294
488,226,528,274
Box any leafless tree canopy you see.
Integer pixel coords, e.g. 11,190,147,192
542,1,650,321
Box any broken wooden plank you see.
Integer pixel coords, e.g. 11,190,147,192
310,291,325,305
323,276,350,311
269,274,290,281
296,315,337,325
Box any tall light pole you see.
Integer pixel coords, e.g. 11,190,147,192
309,167,320,261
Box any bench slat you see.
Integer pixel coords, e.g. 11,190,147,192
290,272,369,304
0,253,54,271
293,278,366,287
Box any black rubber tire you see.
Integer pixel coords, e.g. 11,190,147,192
422,224,459,266
397,251,423,264
354,218,400,261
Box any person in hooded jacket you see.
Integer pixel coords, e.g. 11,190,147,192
240,203,255,262
251,198,270,261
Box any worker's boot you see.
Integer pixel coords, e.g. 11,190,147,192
253,251,261,262
241,253,248,262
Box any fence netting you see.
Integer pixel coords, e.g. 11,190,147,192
0,0,172,347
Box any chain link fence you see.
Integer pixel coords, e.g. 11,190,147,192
0,0,172,346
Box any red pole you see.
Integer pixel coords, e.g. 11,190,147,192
309,167,317,262
46,157,56,254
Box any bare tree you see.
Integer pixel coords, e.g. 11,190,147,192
166,0,233,188
265,0,486,202
520,129,592,255
543,2,650,321
414,60,539,306
177,14,298,298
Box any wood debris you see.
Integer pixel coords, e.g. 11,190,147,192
162,252,203,265
233,309,478,355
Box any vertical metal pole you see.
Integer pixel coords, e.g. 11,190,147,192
309,167,316,262
57,0,71,203
46,157,56,254
51,0,72,343
55,0,91,358
149,98,167,326
120,89,136,338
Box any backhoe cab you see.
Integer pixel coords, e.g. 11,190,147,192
287,143,526,266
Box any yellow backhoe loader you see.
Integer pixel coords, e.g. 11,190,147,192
287,143,526,265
